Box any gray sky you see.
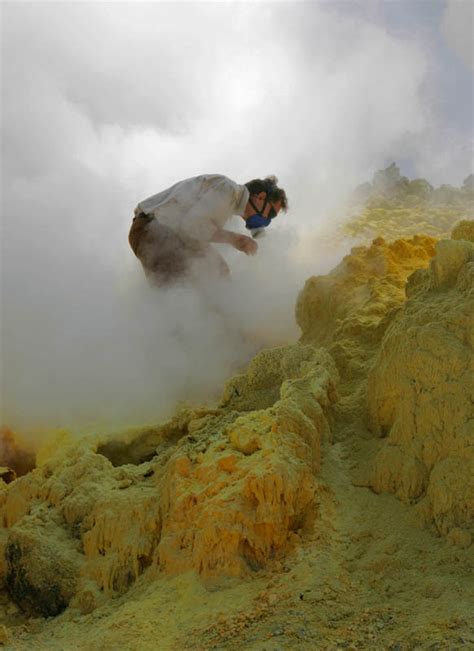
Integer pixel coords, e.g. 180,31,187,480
1,1,473,437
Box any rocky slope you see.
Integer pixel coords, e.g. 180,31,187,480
342,164,474,243
0,222,473,650
368,235,474,542
1,346,339,620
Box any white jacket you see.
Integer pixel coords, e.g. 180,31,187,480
137,174,249,242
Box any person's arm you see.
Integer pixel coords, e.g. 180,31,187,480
210,228,258,255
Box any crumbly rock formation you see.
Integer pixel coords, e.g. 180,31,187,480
0,344,338,615
296,233,473,542
1,230,473,649
296,235,437,383
368,238,474,537
451,218,474,242
342,164,474,244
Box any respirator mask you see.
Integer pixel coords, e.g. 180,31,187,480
245,195,278,239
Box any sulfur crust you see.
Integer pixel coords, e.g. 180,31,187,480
0,345,338,614
368,237,474,535
296,230,473,543
1,223,473,649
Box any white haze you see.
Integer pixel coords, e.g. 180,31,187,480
1,2,472,437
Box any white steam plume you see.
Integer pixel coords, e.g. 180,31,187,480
1,2,466,436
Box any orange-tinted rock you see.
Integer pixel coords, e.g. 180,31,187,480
0,343,338,611
0,428,36,478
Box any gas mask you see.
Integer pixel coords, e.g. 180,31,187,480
245,197,278,238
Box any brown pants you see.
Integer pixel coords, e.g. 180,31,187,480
128,213,229,286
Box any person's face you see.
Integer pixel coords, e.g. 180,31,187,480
252,192,282,218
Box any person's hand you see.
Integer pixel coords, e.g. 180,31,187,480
233,234,258,255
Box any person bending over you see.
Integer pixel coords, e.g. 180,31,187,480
129,174,288,286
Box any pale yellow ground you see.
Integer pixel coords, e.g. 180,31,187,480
2,423,472,650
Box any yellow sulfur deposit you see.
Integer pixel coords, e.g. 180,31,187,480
368,237,474,536
0,345,338,615
0,226,473,650
296,231,473,543
296,235,437,386
451,218,474,242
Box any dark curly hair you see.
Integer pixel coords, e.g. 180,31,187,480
245,175,288,211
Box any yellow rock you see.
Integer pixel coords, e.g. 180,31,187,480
368,239,474,532
228,413,268,455
430,239,474,289
451,219,474,242
296,235,436,385
0,341,338,612
296,233,473,539
1,226,471,643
